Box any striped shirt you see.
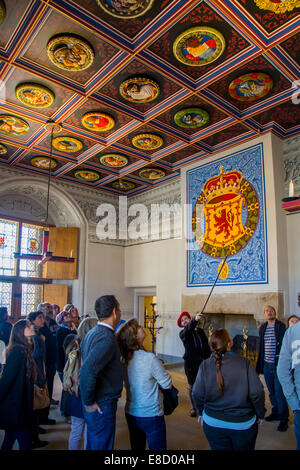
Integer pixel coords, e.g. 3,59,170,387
264,323,276,363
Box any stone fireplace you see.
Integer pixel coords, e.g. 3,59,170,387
182,292,285,367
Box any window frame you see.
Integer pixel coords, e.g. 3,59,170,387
0,214,53,319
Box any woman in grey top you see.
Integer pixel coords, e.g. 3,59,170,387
117,319,172,450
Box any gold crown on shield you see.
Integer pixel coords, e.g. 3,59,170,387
203,166,243,203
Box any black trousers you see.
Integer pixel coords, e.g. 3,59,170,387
203,422,258,450
184,360,201,410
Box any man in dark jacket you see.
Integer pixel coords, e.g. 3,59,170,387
256,305,289,431
0,307,12,346
178,311,211,417
38,302,59,406
79,295,123,450
0,307,12,372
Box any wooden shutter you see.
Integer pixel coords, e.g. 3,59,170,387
43,227,78,280
43,284,68,310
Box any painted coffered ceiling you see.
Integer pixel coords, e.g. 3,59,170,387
0,0,299,196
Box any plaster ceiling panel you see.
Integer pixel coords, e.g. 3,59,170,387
63,98,135,138
252,102,300,130
201,123,252,147
3,67,76,118
154,95,229,135
71,0,173,40
98,58,183,114
236,0,300,34
21,8,121,86
147,1,251,81
207,55,292,111
0,0,33,52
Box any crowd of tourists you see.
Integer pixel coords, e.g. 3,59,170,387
0,298,299,451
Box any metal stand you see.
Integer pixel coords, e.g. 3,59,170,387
144,302,163,354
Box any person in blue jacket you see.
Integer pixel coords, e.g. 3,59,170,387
277,320,300,450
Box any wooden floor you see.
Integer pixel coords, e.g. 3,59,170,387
0,366,297,450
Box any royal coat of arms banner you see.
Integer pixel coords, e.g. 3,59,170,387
186,143,267,286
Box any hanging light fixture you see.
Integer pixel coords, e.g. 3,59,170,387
14,122,75,264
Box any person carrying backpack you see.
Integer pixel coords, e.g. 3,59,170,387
63,317,97,450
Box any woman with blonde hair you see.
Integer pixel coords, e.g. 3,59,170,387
192,328,265,450
77,317,98,341
117,318,172,451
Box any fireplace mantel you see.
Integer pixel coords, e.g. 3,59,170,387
182,292,285,325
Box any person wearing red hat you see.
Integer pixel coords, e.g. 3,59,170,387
178,311,211,417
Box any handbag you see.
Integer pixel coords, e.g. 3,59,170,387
33,383,50,410
161,385,179,416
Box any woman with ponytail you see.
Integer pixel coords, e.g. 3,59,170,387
117,318,172,450
0,319,36,450
192,329,266,450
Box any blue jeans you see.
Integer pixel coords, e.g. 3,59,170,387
294,409,300,450
203,422,258,450
125,413,167,451
1,429,32,450
69,416,87,450
263,361,289,421
83,401,117,450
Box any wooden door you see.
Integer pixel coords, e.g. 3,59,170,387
43,284,68,311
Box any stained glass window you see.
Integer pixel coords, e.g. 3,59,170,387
21,224,43,255
0,282,12,315
0,219,46,317
21,283,43,316
19,223,43,278
0,218,18,276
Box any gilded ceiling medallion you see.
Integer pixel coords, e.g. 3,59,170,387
0,115,29,135
0,0,6,25
30,156,58,170
112,179,135,191
99,154,128,168
173,27,226,66
0,143,7,155
47,35,94,71
174,108,209,128
254,0,300,13
120,77,159,103
52,136,83,153
132,134,163,150
228,73,273,102
96,0,154,18
15,83,55,108
74,169,100,181
81,112,115,132
139,168,166,180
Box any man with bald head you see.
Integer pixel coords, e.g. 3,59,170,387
256,305,289,432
